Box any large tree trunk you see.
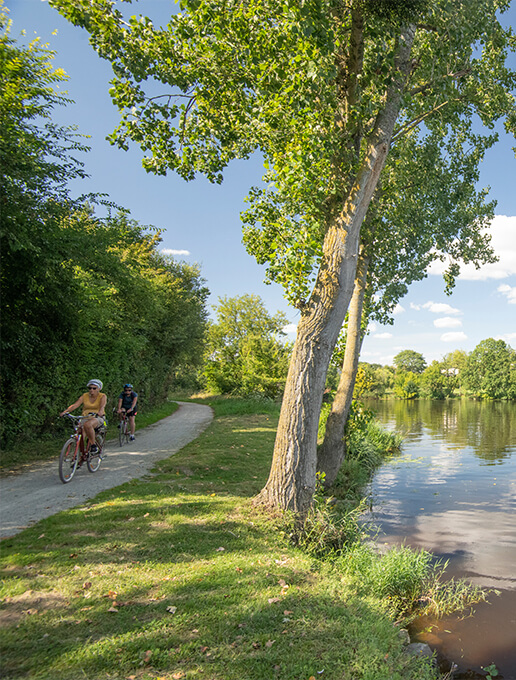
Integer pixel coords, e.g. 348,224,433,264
317,246,370,487
256,23,416,518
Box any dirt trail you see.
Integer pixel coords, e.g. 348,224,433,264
0,402,213,539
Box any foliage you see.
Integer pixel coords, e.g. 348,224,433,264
341,542,488,619
461,338,516,400
420,360,455,399
393,371,421,399
354,363,394,397
0,22,209,447
203,294,290,398
394,350,427,374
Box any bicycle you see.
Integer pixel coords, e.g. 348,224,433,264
59,413,106,483
116,408,131,446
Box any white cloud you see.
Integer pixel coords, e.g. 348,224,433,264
428,215,516,281
434,317,463,329
367,322,378,333
422,301,462,315
374,332,393,339
498,284,516,304
495,332,516,344
283,324,298,335
440,331,467,343
392,303,405,315
410,302,421,311
161,248,191,256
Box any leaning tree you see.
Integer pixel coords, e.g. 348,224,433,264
49,0,516,515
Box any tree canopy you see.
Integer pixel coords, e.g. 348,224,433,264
393,350,427,374
0,16,209,446
203,294,290,398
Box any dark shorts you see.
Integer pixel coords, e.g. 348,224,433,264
125,409,137,417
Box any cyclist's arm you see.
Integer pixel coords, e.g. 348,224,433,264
97,394,107,418
117,397,123,413
130,393,138,411
60,395,83,417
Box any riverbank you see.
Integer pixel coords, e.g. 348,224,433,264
0,398,440,680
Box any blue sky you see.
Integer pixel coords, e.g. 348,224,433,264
8,0,516,365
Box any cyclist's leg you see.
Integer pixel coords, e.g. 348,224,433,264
83,417,97,446
88,429,104,472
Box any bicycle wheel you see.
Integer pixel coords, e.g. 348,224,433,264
118,420,125,446
88,431,104,473
123,421,130,445
59,438,79,483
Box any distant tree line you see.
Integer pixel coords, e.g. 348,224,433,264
352,341,516,401
0,19,208,447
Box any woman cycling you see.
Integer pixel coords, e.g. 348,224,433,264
117,383,138,441
60,379,107,453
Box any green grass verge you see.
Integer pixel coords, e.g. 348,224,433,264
0,401,440,680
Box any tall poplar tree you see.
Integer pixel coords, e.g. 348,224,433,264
49,0,516,515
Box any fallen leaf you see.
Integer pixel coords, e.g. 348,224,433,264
265,639,275,648
268,597,280,604
108,590,117,599
38,534,45,539
108,607,119,613
143,650,152,663
82,582,92,590
252,641,260,649
143,512,150,517
216,547,225,552
235,567,243,572
166,606,177,614
284,610,293,615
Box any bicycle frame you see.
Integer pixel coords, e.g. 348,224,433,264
59,413,105,483
117,409,130,446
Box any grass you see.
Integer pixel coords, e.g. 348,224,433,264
0,397,488,680
0,401,179,474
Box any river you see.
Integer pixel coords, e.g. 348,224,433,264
364,399,516,679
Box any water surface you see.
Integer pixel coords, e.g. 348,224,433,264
365,399,516,679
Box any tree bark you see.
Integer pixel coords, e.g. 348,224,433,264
256,22,416,518
317,245,370,487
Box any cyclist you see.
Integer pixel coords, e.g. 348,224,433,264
60,379,107,454
117,383,138,441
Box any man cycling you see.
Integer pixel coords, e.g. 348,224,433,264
117,383,138,441
61,379,107,454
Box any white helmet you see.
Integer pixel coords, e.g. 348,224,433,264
87,379,103,390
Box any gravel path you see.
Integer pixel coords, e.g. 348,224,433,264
0,402,213,539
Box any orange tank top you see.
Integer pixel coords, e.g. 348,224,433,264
81,392,106,416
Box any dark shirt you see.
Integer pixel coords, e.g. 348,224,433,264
119,390,138,411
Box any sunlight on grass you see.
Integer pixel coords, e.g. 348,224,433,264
0,400,487,680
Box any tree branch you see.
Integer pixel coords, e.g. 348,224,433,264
391,99,455,142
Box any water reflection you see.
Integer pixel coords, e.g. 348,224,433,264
369,399,515,463
364,399,516,678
